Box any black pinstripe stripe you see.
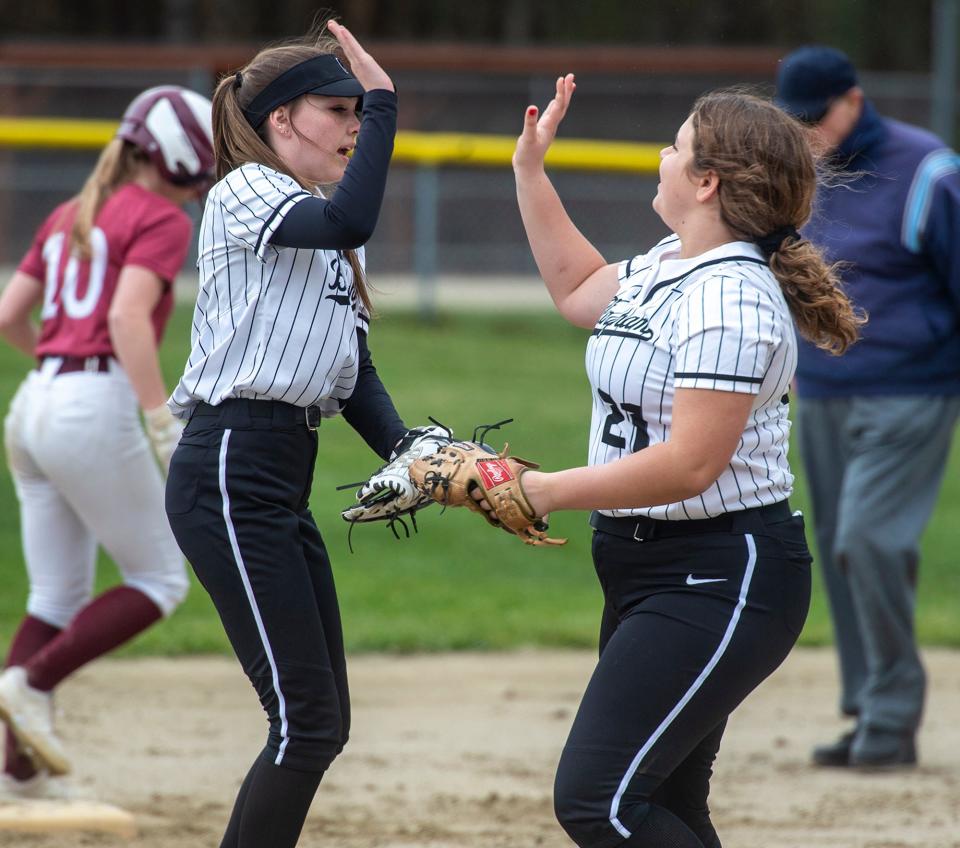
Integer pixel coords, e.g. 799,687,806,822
221,182,261,247
261,250,317,396
254,193,310,257
673,371,765,383
297,300,354,406
245,248,301,388
587,240,795,520
285,262,344,404
590,328,656,341
640,254,766,305
278,260,337,403
589,245,679,470
174,165,364,413
184,198,229,398
226,256,275,395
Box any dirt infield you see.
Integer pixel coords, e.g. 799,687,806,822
3,648,959,847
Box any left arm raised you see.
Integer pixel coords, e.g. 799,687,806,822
513,74,620,329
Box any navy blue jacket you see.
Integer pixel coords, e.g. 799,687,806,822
797,100,960,398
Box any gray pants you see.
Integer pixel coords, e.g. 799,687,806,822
797,395,959,733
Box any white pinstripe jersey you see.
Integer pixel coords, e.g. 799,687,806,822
169,163,370,419
587,236,797,519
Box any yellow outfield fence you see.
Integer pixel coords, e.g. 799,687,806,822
0,117,663,174
0,115,664,318
0,118,119,150
393,131,662,173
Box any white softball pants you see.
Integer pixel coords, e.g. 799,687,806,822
3,358,188,627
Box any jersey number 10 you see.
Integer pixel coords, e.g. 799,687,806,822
40,229,109,321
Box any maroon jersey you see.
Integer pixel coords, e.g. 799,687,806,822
19,183,192,358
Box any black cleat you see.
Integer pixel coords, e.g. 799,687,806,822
850,728,917,770
812,730,856,767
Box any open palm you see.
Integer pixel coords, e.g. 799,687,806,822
513,73,576,172
327,20,394,92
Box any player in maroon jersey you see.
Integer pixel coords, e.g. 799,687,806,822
0,86,213,798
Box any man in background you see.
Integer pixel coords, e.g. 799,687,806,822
775,45,960,769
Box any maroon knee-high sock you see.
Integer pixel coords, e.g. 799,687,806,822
25,586,162,692
4,615,62,779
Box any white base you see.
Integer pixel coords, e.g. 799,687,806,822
0,799,137,837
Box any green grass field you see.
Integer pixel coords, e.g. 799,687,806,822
1,302,958,655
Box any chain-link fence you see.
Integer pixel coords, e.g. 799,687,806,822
0,63,938,278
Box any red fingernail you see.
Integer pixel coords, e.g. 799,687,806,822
528,107,537,116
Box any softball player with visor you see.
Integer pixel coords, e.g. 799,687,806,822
510,76,864,848
0,85,213,797
164,22,435,848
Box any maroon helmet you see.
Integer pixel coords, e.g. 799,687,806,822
117,86,214,188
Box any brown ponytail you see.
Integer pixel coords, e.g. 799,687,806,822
213,29,373,316
768,239,862,354
689,90,865,354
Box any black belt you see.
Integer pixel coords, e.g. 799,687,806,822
192,399,322,430
40,355,113,375
590,500,793,542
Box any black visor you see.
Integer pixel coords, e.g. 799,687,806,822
242,54,364,129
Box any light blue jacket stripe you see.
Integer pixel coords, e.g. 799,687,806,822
902,150,960,252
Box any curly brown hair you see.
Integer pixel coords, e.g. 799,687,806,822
689,90,865,354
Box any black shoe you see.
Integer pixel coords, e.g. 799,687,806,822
812,730,856,767
850,728,917,770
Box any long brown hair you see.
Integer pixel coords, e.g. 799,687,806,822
66,139,143,259
689,90,865,354
212,27,372,315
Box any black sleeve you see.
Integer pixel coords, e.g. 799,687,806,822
342,329,407,460
270,89,397,250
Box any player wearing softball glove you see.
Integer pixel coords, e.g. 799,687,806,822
341,423,454,529
409,441,566,546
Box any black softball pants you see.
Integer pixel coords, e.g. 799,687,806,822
166,400,349,770
165,400,349,847
554,503,811,848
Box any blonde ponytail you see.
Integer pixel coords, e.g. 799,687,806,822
68,139,140,258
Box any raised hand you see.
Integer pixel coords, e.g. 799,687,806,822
513,73,576,173
327,20,394,93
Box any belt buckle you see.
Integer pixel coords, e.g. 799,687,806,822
304,405,320,430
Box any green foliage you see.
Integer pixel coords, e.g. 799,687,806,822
0,303,957,656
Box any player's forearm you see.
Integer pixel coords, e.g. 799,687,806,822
108,313,168,410
341,331,407,460
0,317,39,359
0,272,43,358
514,167,606,315
522,442,724,515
